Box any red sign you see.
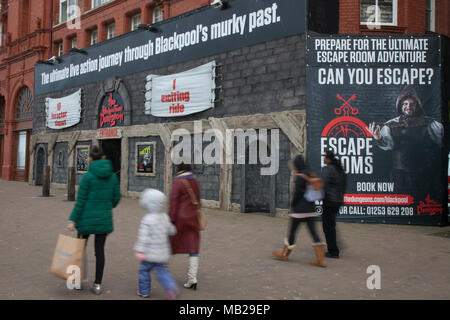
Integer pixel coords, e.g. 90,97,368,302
160,78,190,115
344,194,415,205
98,127,122,139
99,93,124,127
417,195,443,216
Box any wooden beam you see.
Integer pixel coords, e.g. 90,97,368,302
209,117,233,211
271,111,306,154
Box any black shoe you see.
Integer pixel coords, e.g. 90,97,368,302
184,282,197,290
326,252,339,259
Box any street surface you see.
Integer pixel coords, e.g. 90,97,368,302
0,180,449,300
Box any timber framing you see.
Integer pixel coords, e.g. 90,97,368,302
30,109,306,217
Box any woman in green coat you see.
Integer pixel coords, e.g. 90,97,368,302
67,146,121,294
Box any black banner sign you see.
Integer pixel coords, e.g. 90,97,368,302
306,34,445,225
34,0,306,96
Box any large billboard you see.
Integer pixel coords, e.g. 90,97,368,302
34,0,306,96
307,34,446,225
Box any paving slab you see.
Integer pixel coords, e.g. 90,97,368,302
0,180,449,300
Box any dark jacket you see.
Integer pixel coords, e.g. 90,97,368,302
169,172,200,254
291,155,315,214
322,164,346,206
69,159,121,235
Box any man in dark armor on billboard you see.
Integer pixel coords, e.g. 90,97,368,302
367,85,443,198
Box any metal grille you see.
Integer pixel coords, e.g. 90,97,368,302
16,87,33,120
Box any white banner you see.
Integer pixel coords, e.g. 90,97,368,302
145,61,216,117
46,89,82,129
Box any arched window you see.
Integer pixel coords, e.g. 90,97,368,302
0,96,5,126
16,87,33,120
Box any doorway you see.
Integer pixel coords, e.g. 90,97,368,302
241,139,276,216
100,139,121,182
35,147,46,186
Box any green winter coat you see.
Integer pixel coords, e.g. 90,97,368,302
69,159,121,235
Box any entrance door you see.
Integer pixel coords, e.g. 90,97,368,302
35,147,46,185
243,141,272,214
14,130,30,182
100,139,121,182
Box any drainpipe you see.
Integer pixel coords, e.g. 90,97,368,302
49,0,53,58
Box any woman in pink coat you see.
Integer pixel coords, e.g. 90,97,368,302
169,163,201,290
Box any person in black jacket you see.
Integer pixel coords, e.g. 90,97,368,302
272,155,326,267
321,150,346,259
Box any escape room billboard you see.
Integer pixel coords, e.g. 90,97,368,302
306,34,446,225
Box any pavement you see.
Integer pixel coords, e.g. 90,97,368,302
0,179,449,300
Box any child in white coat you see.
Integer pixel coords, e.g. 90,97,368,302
134,188,178,299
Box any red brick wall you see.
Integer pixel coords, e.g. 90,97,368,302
435,0,450,36
339,0,450,37
340,0,361,34
49,0,209,55
0,0,209,181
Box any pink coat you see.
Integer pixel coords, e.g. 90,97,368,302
169,173,200,254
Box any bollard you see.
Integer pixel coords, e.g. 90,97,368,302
42,165,50,197
67,166,76,201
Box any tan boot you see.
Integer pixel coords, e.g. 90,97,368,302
309,243,327,268
272,239,296,261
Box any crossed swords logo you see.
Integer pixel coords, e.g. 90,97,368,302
334,94,359,117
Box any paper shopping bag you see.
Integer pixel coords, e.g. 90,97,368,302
50,234,86,280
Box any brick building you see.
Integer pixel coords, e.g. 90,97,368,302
340,0,450,36
1,0,448,224
1,0,448,182
0,0,208,182
30,0,308,216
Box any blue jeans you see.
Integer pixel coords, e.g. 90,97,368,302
138,261,178,296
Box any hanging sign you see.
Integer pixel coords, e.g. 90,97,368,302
145,61,216,117
45,89,82,129
99,92,125,127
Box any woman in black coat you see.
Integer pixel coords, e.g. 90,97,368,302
321,150,346,259
272,155,326,267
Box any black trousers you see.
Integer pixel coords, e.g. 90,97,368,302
322,205,340,256
78,233,107,284
287,217,321,245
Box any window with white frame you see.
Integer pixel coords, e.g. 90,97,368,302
426,0,435,32
71,37,77,48
16,131,27,170
152,7,163,23
131,13,141,31
60,0,79,23
57,42,63,56
107,22,115,39
90,29,98,45
360,0,397,26
92,0,113,9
